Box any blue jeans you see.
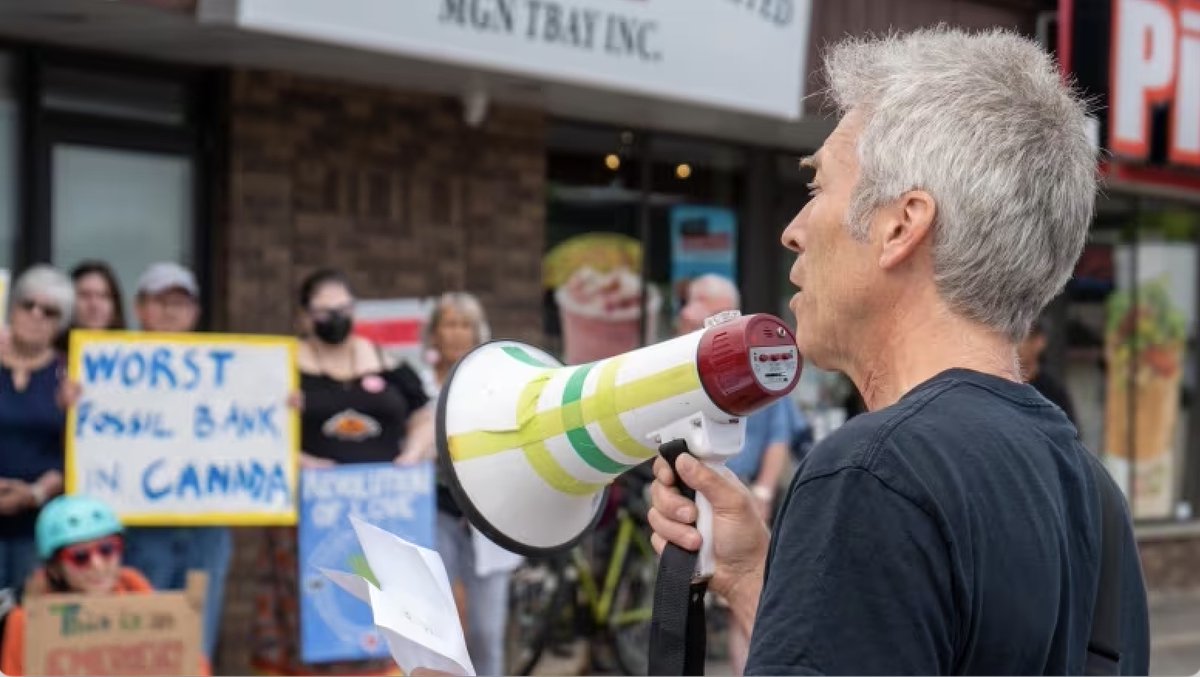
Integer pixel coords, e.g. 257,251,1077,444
124,526,232,659
0,534,37,595
437,512,511,676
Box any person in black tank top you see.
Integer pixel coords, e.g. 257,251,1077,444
252,269,431,677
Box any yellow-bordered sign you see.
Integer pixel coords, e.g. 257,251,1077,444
65,330,300,527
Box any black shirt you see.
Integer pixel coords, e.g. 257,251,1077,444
747,369,1149,676
301,364,429,464
1030,370,1078,425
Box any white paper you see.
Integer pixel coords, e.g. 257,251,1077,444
322,516,476,676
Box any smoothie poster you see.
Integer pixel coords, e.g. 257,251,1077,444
1105,277,1188,519
543,233,659,365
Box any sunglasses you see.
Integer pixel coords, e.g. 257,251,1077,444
58,536,123,568
19,298,63,320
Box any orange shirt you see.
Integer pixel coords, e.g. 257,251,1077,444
0,567,210,676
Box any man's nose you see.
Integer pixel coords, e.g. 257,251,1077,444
781,207,809,254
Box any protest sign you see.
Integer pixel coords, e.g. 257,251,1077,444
298,462,435,664
352,297,435,367
0,267,9,327
65,330,300,526
24,572,206,676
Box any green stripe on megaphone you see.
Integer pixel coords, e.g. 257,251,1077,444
562,363,632,474
502,345,555,367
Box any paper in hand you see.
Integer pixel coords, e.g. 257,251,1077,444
321,516,476,676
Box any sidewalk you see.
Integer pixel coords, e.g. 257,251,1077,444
533,591,1200,676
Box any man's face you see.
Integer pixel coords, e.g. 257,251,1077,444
781,111,882,367
136,288,199,332
676,283,736,335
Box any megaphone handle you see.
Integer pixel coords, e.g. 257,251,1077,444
658,440,716,580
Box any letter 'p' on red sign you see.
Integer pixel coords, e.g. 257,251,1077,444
1111,0,1200,168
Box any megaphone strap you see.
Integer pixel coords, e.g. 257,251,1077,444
649,439,709,676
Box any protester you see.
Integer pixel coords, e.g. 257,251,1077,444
0,265,72,593
1019,316,1078,425
0,495,209,675
648,28,1150,674
117,262,230,662
676,273,800,676
252,269,431,676
70,260,127,331
421,292,521,677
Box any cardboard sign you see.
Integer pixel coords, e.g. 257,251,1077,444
298,462,435,664
24,573,205,676
65,330,300,526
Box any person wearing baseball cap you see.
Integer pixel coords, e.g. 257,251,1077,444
123,261,230,663
134,262,200,334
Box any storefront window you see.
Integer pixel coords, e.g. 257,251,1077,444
0,55,16,272
1066,196,1199,523
544,122,745,363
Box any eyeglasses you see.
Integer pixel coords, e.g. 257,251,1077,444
18,299,62,320
58,536,123,568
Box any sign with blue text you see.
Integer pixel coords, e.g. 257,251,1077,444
298,462,435,664
65,330,300,526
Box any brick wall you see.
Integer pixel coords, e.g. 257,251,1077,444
213,69,546,674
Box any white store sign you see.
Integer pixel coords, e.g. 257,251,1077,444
201,0,812,120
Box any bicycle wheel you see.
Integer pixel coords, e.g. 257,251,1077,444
608,542,656,675
505,557,568,676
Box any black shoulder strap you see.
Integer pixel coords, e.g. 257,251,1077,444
1086,459,1124,676
649,439,708,676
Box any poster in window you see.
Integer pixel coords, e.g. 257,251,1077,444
669,206,738,313
543,232,659,365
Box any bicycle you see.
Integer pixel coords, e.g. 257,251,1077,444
505,471,657,675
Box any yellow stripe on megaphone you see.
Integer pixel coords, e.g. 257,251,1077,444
448,359,703,471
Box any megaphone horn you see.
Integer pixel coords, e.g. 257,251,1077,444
437,312,801,557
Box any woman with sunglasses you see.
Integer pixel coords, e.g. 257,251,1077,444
0,495,208,675
0,265,73,594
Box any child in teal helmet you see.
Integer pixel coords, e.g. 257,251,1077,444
0,495,160,675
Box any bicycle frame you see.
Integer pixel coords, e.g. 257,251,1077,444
570,507,656,628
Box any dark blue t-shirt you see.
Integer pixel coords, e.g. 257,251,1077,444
0,360,66,537
746,368,1149,676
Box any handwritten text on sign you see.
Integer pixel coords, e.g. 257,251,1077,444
24,575,205,676
67,331,300,526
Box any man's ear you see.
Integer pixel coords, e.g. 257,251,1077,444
878,190,936,270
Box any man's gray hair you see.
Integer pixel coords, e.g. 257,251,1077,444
13,264,74,330
825,27,1096,340
425,291,492,351
691,274,741,310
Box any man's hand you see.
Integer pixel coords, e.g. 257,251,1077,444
648,453,770,620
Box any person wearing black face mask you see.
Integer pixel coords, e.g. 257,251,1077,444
251,268,432,677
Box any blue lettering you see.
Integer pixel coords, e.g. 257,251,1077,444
87,464,120,493
176,465,202,499
140,460,289,505
120,352,147,387
182,350,202,390
149,348,177,389
257,406,281,439
194,405,214,439
82,350,121,385
265,463,290,503
76,400,94,437
142,459,170,501
98,412,126,436
209,350,235,387
207,464,230,495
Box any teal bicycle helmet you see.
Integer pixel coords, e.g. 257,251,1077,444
35,495,124,560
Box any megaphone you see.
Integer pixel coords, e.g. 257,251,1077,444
436,312,801,572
